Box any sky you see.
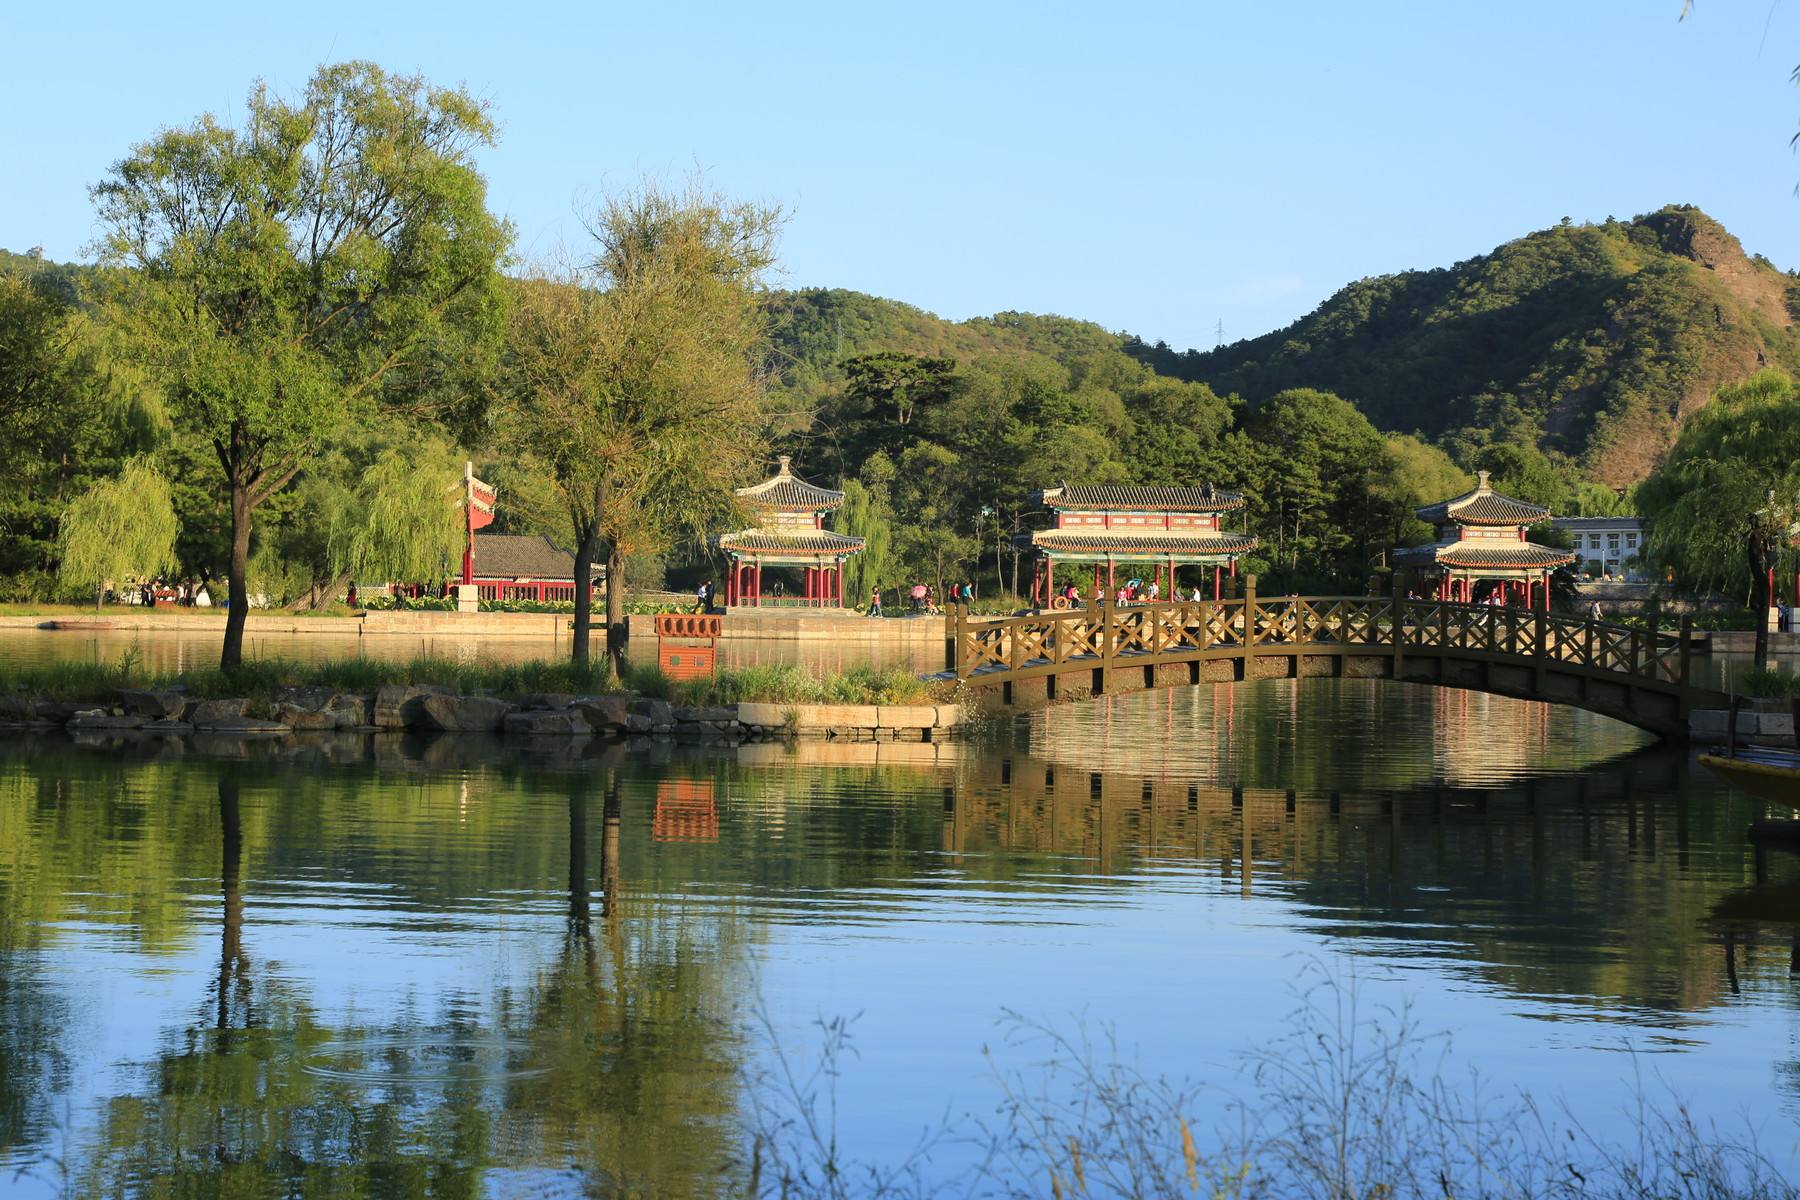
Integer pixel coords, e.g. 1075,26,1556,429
4,1,1799,350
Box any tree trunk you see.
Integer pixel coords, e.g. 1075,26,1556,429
571,527,598,668
605,543,627,676
221,482,252,670
1751,536,1771,672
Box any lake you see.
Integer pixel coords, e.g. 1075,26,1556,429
2,679,1797,1197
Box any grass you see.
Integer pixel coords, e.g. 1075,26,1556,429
0,650,935,709
1741,666,1800,699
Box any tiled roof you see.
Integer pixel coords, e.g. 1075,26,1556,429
1031,530,1259,556
736,456,844,510
1039,484,1246,513
472,534,597,580
1416,471,1550,526
1394,540,1575,570
718,529,865,555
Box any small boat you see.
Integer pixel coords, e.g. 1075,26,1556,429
1700,747,1800,809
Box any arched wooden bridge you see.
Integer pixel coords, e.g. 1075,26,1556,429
946,588,1727,740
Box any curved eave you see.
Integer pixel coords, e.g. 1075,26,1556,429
1030,531,1259,556
717,530,865,556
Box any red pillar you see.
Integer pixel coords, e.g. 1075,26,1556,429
1045,558,1054,603
1213,565,1222,601
1107,557,1116,595
804,565,814,606
1093,563,1102,594
837,562,846,608
753,561,762,607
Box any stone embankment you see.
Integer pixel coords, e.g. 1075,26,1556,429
0,685,964,744
1688,701,1797,750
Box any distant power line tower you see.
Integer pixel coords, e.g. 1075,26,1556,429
1214,318,1224,348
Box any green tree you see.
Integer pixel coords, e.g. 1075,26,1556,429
838,471,894,610
56,458,178,606
500,184,780,668
1377,434,1473,551
90,61,510,668
1638,369,1800,668
345,445,465,586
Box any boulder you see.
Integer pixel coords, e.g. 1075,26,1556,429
325,692,371,729
516,693,578,711
417,693,512,733
629,698,674,727
0,696,38,723
673,705,737,724
575,696,632,732
142,719,195,736
68,710,144,730
502,708,590,737
273,703,339,731
115,688,188,719
372,684,451,729
624,713,654,734
190,698,250,729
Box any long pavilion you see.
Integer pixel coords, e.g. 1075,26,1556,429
1394,471,1575,609
718,457,864,607
1027,483,1259,605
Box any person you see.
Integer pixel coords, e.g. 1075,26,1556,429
694,579,713,613
1115,584,1129,606
1190,585,1204,602
924,586,940,616
771,578,785,600
868,587,883,618
910,582,927,613
347,583,359,608
1146,580,1160,602
960,581,974,605
1589,600,1603,622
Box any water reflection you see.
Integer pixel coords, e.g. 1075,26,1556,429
0,680,1796,1195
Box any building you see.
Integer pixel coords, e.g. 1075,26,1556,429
1394,471,1574,608
1026,483,1258,605
1552,516,1644,579
718,457,865,607
466,534,601,602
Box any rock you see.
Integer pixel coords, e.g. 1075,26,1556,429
574,696,632,731
0,696,37,722
417,693,512,733
273,703,339,731
190,698,250,729
372,684,451,729
326,692,371,729
68,710,144,730
502,709,590,737
115,688,188,719
202,720,290,735
33,701,82,724
271,685,336,712
673,705,737,724
142,719,195,735
624,713,654,734
516,693,578,711
629,698,674,727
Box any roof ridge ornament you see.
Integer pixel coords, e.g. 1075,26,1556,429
1476,469,1491,491
777,455,793,475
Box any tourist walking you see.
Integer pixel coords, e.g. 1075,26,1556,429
910,582,927,613
868,587,883,618
694,579,714,613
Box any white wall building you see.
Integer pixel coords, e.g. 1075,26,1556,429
1552,516,1644,579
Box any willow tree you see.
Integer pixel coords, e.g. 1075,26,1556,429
90,61,510,668
343,445,466,588
501,185,780,669
57,459,178,607
1639,369,1800,669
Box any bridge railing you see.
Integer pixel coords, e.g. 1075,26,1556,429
954,595,1691,689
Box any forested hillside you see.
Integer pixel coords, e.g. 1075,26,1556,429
1127,205,1800,487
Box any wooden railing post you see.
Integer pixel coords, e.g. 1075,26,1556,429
1645,595,1662,683
1243,575,1260,674
1679,615,1693,690
1391,576,1406,680
1008,610,1023,676
951,602,967,678
1533,604,1548,692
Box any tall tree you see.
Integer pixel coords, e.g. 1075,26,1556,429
56,459,178,607
90,61,510,668
1639,369,1800,669
500,184,780,669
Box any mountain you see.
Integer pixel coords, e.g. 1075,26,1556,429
1127,205,1800,487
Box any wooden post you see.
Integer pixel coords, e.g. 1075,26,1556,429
951,601,966,676
1100,589,1117,694
1213,565,1222,601
1244,574,1260,673
1679,615,1693,692
1391,571,1406,680
1533,600,1548,692
1646,594,1662,682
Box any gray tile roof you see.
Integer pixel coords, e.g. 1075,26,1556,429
1031,530,1259,556
718,529,865,554
1415,471,1550,526
736,456,845,510
472,534,599,580
1040,484,1246,513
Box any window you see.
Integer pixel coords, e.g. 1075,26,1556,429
1624,533,1638,549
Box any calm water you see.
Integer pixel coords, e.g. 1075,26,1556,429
3,680,1799,1197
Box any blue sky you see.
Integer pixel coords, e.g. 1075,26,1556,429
4,1,1797,349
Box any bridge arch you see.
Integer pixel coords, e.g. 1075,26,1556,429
946,592,1725,741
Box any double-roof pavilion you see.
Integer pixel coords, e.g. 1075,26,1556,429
717,457,864,607
1393,471,1575,608
1028,483,1258,603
